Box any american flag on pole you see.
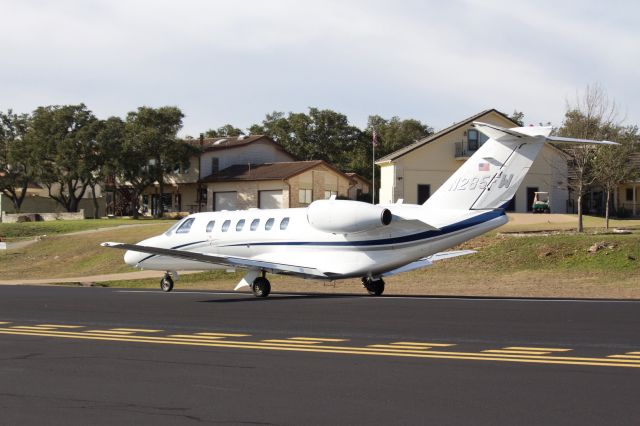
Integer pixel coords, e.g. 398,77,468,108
372,129,378,147
478,162,490,171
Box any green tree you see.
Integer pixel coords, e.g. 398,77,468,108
0,109,34,212
593,125,638,228
204,124,244,137
123,106,195,218
29,104,99,213
558,85,622,231
509,110,525,127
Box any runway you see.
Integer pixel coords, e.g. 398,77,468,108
1,286,639,425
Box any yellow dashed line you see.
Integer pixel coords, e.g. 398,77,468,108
289,337,348,342
262,339,320,345
11,326,57,331
168,334,226,340
195,332,250,337
38,324,84,329
0,322,12,325
111,328,162,333
369,344,431,350
0,328,639,369
86,330,134,335
607,355,640,360
505,347,571,352
627,352,640,355
391,342,454,347
483,349,550,355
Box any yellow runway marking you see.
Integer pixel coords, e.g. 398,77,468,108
0,322,12,325
484,349,550,355
1,326,639,369
391,342,454,347
368,344,431,350
505,347,571,352
607,355,640,360
11,326,57,331
168,334,226,340
262,339,320,345
38,324,84,329
86,330,134,335
627,352,640,355
111,328,162,333
195,332,250,337
289,337,348,342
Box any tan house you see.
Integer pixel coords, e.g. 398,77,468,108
614,152,640,216
139,135,361,213
201,160,354,210
346,173,372,201
376,109,570,213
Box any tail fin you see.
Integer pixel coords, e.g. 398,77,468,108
423,122,616,211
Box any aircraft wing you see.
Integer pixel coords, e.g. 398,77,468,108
381,250,476,277
101,242,328,279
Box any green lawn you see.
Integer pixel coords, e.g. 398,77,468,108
0,218,176,240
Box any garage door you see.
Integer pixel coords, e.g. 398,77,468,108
259,190,283,209
214,192,237,211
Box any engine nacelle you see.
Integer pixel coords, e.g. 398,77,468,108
307,199,392,234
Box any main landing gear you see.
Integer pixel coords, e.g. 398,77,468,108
251,275,271,298
362,277,385,296
160,272,174,292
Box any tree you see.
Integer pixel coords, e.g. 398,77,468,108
249,108,363,173
123,106,195,218
509,110,525,127
592,125,638,228
204,124,244,137
29,104,100,213
558,85,622,232
0,109,35,212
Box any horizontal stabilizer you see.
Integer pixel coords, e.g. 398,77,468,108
381,250,476,277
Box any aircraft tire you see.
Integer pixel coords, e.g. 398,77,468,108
252,277,271,298
160,275,174,292
365,278,385,296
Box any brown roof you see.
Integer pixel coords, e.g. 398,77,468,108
345,172,372,186
200,160,352,183
375,109,518,163
184,135,291,155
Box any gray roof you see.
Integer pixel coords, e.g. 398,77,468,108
375,109,517,163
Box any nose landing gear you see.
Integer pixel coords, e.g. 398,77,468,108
362,277,385,296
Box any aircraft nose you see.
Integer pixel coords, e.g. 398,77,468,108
124,250,143,266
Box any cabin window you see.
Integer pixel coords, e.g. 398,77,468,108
236,219,245,231
206,220,215,233
163,221,182,236
265,218,275,230
175,218,195,234
280,217,290,230
299,189,312,204
221,220,231,232
250,219,260,231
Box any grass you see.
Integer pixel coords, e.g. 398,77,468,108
0,217,176,240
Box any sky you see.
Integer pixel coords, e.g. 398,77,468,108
1,0,639,137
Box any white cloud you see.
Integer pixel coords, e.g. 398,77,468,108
0,0,638,135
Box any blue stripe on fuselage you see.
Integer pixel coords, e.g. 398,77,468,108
225,209,505,248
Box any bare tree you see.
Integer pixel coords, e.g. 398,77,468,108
558,84,622,232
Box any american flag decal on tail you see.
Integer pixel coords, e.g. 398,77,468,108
478,162,490,171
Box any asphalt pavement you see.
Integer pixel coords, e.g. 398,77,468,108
0,285,639,425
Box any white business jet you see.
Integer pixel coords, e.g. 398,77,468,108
102,122,614,297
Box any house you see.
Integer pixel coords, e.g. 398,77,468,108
138,135,360,214
345,173,371,201
614,152,639,216
201,160,355,210
375,109,570,213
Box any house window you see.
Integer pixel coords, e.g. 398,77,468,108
467,129,479,151
417,184,430,204
299,189,313,204
324,190,338,199
211,157,219,175
206,220,215,233
175,218,195,234
236,219,245,231
280,217,290,230
250,219,260,231
626,188,634,201
265,218,275,230
221,220,231,232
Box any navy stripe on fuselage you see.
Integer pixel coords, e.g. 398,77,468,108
224,209,505,248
